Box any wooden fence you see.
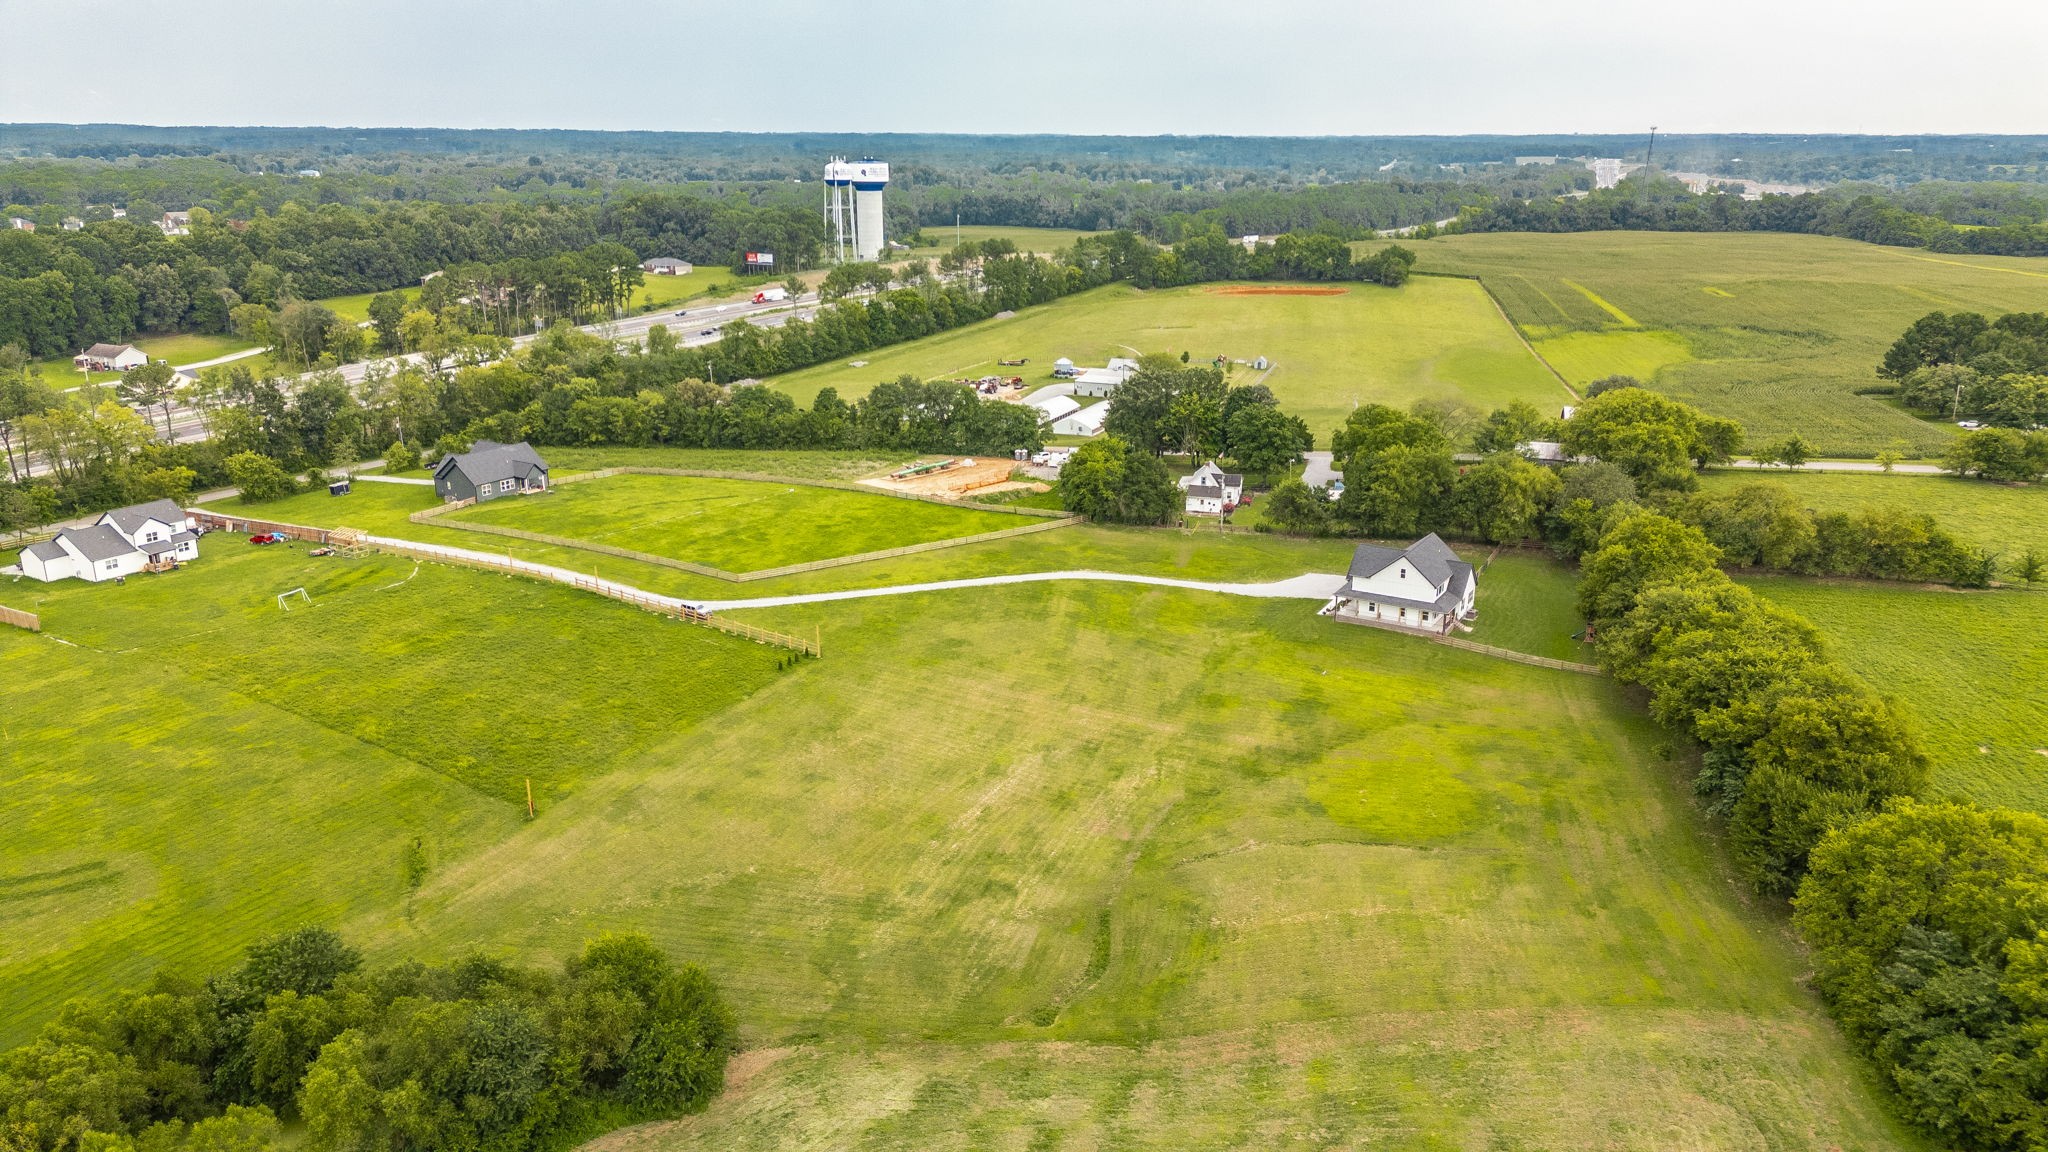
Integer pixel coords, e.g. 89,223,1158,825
0,604,39,633
412,468,1080,583
1326,611,1602,674
360,535,821,657
187,509,337,544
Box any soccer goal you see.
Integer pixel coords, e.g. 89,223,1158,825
277,587,311,611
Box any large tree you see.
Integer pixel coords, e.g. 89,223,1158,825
1058,435,1178,524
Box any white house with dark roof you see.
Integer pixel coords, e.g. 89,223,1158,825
639,257,693,275
1320,534,1476,634
1177,461,1244,515
18,499,198,583
432,440,549,504
73,343,148,372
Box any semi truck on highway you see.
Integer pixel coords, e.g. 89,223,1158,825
752,287,789,304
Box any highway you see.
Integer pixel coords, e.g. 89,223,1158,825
16,289,824,479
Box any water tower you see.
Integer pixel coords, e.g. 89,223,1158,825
823,157,888,262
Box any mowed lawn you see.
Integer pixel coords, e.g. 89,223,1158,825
767,278,1572,442
1419,231,2048,456
898,224,1102,260
1747,578,2048,816
1699,469,2048,564
448,474,1035,573
388,579,1918,1148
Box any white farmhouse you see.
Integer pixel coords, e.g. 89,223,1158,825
1320,535,1476,635
1052,401,1110,437
1177,461,1244,515
19,499,199,583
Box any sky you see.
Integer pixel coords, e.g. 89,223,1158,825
4,0,2045,135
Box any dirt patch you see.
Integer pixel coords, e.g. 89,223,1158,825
860,457,1021,498
1204,285,1349,296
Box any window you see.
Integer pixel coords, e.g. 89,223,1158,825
1399,567,1407,579
1366,602,1376,612
1398,607,1407,619
144,531,160,542
1421,611,1431,622
499,478,515,492
104,560,118,570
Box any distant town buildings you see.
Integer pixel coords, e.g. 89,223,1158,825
7,217,32,232
1515,156,1560,166
159,211,191,236
1590,159,1625,189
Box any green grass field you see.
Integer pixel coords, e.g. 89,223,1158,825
0,542,784,1045
8,479,1929,1143
1746,578,2048,816
448,473,1034,573
768,279,1571,441
387,577,1914,1147
32,332,266,390
1417,232,2048,456
1699,469,2048,563
898,225,1102,260
315,288,412,324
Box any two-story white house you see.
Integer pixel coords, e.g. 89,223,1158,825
1320,534,1476,634
1177,461,1244,515
18,499,200,583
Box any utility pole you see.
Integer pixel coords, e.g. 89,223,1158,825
1646,126,1659,169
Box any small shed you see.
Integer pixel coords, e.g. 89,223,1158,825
1052,401,1111,438
328,480,352,496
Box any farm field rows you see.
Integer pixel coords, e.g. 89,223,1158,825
1745,578,2048,815
1416,231,2048,456
448,472,1034,573
1699,468,2048,562
765,278,1572,441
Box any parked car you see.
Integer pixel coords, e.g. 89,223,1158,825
248,533,284,545
1957,420,1984,429
1326,480,1346,502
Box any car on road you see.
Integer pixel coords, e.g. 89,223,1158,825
699,328,719,337
674,310,688,317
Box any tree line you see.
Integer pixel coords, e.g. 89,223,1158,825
0,927,734,1152
1460,175,2048,258
1241,383,2003,584
1576,500,2048,1150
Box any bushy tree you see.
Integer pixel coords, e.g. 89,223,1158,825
1259,477,1331,536
1558,388,1733,491
1223,401,1310,475
1452,452,1561,543
1944,427,2048,482
1058,436,1177,524
1339,440,1455,537
223,452,294,504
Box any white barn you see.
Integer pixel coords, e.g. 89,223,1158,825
19,499,199,583
1027,394,1081,424
1070,368,1126,398
1052,401,1110,437
1320,534,1476,635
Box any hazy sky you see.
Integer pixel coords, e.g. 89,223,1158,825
4,0,2044,135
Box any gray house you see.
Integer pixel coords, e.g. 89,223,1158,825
432,441,550,504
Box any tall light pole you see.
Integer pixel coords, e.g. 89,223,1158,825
1646,126,1659,169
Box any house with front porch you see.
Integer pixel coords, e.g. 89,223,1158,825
18,499,199,583
1320,534,1477,635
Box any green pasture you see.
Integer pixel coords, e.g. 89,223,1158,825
0,543,781,1045
768,278,1570,442
315,288,412,324
1417,231,2048,456
386,577,1915,1147
32,331,265,390
448,473,1033,573
1747,578,2048,816
10,478,1927,1142
1464,550,1589,661
1698,469,2048,563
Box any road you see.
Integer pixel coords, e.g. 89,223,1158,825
17,289,824,479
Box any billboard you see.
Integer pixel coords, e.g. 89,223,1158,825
744,251,775,267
